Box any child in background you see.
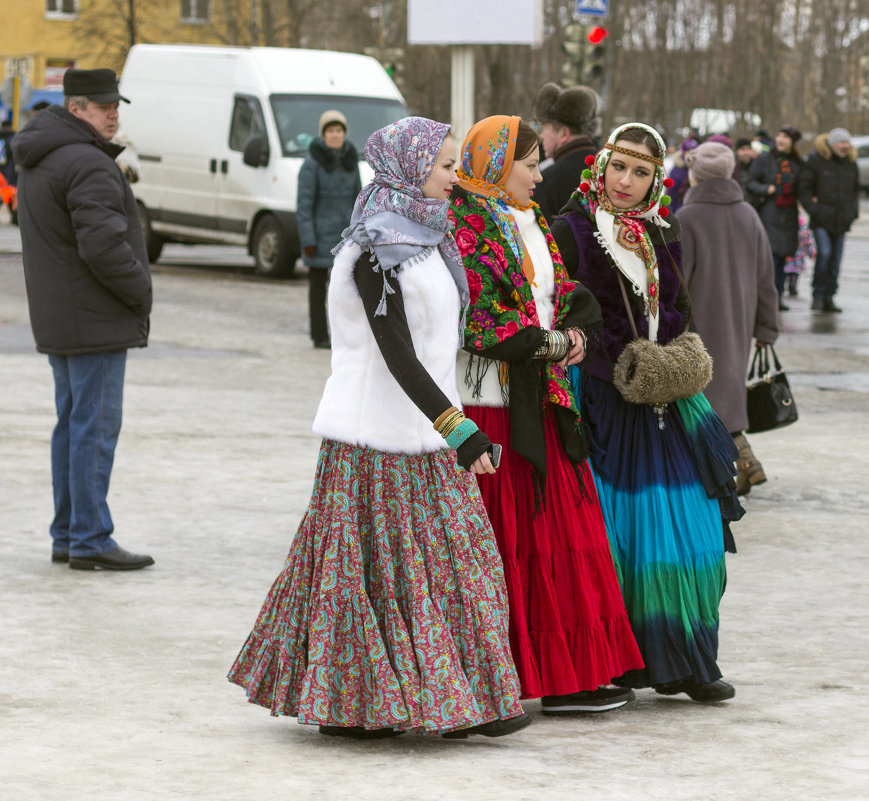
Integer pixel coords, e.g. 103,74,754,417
784,217,816,297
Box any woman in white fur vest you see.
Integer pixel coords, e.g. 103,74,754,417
228,117,529,741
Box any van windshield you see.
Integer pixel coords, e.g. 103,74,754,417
270,95,407,157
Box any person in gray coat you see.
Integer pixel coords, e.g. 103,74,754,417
297,109,361,348
12,68,154,570
677,142,780,496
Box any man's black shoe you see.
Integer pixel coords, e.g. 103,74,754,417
811,297,825,311
823,301,843,313
778,301,789,311
442,711,532,739
69,546,154,571
51,552,69,563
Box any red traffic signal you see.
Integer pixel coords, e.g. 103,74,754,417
587,26,608,44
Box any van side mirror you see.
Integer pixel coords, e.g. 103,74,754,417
243,134,269,167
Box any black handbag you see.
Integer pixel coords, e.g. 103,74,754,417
746,345,798,433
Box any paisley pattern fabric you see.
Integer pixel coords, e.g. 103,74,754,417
228,439,523,732
339,116,464,299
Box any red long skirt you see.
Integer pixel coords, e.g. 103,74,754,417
465,404,644,699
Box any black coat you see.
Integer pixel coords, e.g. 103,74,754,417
12,105,151,356
797,134,860,236
537,136,597,222
746,149,800,258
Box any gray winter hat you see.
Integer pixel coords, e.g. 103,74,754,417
685,142,735,182
828,127,852,146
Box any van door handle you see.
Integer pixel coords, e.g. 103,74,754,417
220,160,229,174
209,159,217,173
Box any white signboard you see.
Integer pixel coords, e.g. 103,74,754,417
408,0,543,45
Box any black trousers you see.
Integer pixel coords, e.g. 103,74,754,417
308,267,330,342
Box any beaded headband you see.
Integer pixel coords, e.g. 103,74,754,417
604,142,664,167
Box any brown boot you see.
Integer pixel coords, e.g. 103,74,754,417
732,433,766,496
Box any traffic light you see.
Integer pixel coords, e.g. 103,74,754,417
583,27,608,85
561,24,608,87
561,23,585,84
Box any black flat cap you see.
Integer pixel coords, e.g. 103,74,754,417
63,68,130,104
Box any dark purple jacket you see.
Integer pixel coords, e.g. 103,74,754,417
551,198,689,382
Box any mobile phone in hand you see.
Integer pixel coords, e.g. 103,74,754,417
489,443,502,469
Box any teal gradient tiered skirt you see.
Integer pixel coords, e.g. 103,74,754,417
580,374,743,688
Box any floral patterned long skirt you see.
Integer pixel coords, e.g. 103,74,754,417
228,439,524,733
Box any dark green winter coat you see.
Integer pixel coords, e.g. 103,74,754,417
296,138,361,269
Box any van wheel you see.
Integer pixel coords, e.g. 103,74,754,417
253,214,296,277
137,203,165,263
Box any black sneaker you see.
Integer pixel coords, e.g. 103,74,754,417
541,686,635,714
654,679,735,704
823,301,843,313
778,301,790,311
442,711,532,738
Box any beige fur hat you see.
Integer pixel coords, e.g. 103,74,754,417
532,82,600,134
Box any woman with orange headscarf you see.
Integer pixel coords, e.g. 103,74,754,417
449,115,643,713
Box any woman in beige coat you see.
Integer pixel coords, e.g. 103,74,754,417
676,141,780,494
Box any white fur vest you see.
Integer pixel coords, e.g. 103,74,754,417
312,241,462,453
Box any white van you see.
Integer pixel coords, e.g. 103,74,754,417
118,44,406,276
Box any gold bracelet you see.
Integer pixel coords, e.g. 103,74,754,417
440,412,467,439
438,411,466,439
433,406,458,432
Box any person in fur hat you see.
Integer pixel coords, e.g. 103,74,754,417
532,82,601,221
797,128,860,313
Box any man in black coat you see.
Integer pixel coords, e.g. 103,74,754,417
797,128,860,313
532,82,601,222
12,68,154,571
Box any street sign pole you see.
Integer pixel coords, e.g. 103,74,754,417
451,46,475,144
12,76,20,131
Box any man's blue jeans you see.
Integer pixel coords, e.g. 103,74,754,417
48,351,127,557
812,227,846,302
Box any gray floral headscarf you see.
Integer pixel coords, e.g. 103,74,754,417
337,116,467,316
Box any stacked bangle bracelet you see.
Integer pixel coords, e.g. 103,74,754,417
433,406,479,450
533,329,571,361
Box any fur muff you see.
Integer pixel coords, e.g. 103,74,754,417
613,332,713,405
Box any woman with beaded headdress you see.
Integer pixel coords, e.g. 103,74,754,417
550,122,745,704
229,117,529,740
449,115,644,716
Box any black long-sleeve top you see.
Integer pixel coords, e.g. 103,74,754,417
352,252,491,469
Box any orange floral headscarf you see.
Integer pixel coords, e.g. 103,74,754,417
457,115,537,285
